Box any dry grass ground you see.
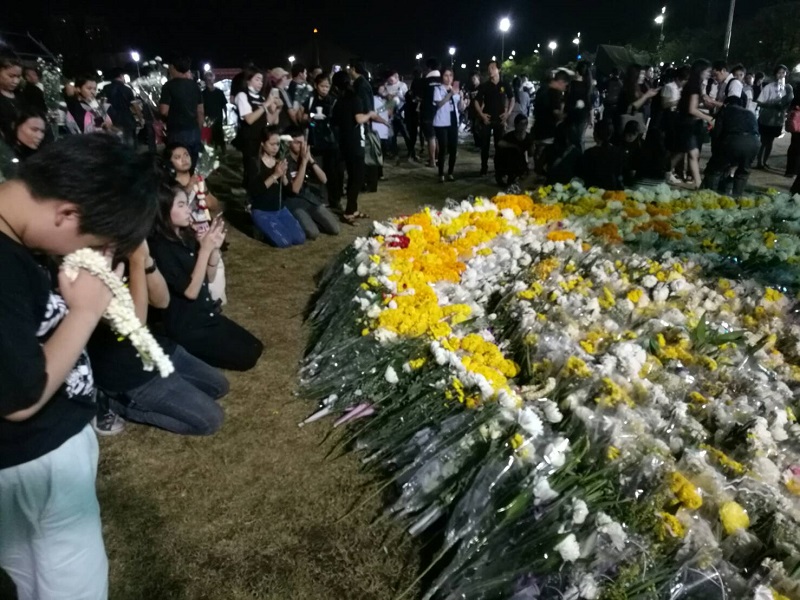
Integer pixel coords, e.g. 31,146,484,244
1,132,793,600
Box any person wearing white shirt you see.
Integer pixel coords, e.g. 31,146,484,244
705,61,744,113
381,71,411,159
432,68,462,182
233,67,280,187
756,64,794,169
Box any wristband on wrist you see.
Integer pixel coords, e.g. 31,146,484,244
144,261,157,275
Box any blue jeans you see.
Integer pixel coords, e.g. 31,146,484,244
109,346,228,435
166,128,202,167
252,207,306,248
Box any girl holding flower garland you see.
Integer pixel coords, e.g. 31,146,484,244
149,186,263,371
64,75,113,135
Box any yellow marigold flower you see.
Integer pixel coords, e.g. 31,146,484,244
607,446,620,461
657,512,686,540
361,328,370,336
668,472,703,510
369,254,381,264
564,356,593,378
595,377,633,408
689,391,708,405
787,406,797,423
764,288,784,302
719,501,750,535
627,288,643,303
477,248,493,256
367,276,379,287
701,444,746,476
510,433,525,449
360,283,369,290
698,356,718,371
580,340,595,354
429,321,452,340
598,287,616,310
408,358,427,370
772,590,791,600
547,230,577,242
723,289,736,299
718,278,732,290
518,289,536,300
764,231,778,249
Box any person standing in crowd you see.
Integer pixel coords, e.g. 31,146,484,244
0,134,160,600
87,235,228,437
331,70,376,224
672,59,714,189
743,71,758,113
0,50,22,143
64,75,112,135
532,69,569,176
149,187,263,371
474,60,514,176
202,70,228,155
234,66,278,188
565,61,594,149
104,68,139,146
703,94,760,197
382,71,411,160
505,76,530,133
419,58,443,168
247,125,306,247
752,71,766,106
21,67,46,117
284,126,340,239
432,67,462,183
639,65,656,124
465,71,482,145
784,93,800,179
288,63,312,113
404,70,424,162
268,67,299,131
661,66,690,183
495,114,533,186
756,64,793,170
704,61,744,114
159,56,204,166
618,64,659,140
601,68,624,128
305,73,341,210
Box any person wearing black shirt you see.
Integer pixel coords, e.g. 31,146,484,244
247,126,306,247
331,70,376,223
495,114,533,185
474,61,514,176
87,240,227,436
703,95,761,197
532,70,569,175
149,187,263,370
159,57,204,166
405,71,424,162
305,74,342,209
202,70,227,154
0,108,46,178
578,120,625,190
64,75,113,135
105,68,139,146
21,67,47,116
0,51,24,143
0,134,160,600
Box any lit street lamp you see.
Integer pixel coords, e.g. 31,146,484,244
654,6,666,56
573,32,581,58
288,55,296,67
203,63,211,73
415,52,423,67
130,51,141,77
449,46,456,67
548,40,558,57
498,17,511,63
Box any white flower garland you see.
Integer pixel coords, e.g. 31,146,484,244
62,248,174,378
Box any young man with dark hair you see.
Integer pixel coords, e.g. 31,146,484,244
495,113,532,186
706,60,744,112
420,57,442,167
159,56,204,166
0,134,160,599
288,63,312,111
202,70,227,154
474,60,514,176
105,67,139,146
532,69,569,175
21,66,47,116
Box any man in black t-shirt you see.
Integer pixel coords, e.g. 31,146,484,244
159,56,204,166
532,70,569,174
105,67,139,147
202,70,228,153
474,61,514,175
0,134,160,600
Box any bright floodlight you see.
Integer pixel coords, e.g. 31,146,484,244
573,37,580,45
416,53,423,60
203,63,211,73
548,41,557,50
130,51,140,62
449,47,456,56
288,55,296,64
492,55,496,61
96,69,103,77
655,15,664,24
662,5,666,13
499,17,511,33
511,50,516,55
461,63,466,69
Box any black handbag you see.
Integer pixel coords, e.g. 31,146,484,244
364,128,384,168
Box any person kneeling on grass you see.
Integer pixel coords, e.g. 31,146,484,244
284,125,340,240
149,186,264,371
246,125,307,248
495,114,533,186
578,119,625,191
0,134,160,600
87,230,228,437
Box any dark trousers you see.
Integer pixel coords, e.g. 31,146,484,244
109,345,227,435
477,120,505,171
175,316,263,371
434,125,458,176
704,134,759,197
166,128,202,168
495,146,527,183
241,138,261,189
391,116,412,158
786,132,800,176
405,116,419,158
318,149,343,209
343,152,366,215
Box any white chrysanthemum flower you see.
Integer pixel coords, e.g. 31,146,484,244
579,574,598,599
384,366,399,384
554,533,581,562
572,498,589,525
518,406,544,438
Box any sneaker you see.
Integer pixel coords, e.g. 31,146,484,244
666,173,682,186
92,408,126,436
438,175,445,183
446,174,455,182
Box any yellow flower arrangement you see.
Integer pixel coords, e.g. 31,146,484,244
719,501,750,535
668,472,703,510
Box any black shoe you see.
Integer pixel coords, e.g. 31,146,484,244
92,392,126,436
480,167,488,176
495,176,506,187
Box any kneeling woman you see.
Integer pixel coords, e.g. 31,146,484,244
247,125,306,247
150,186,264,370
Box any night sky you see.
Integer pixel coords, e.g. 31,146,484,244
5,0,767,72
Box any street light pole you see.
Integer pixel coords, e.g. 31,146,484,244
499,17,511,64
723,0,736,60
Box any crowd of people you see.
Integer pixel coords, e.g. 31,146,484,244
1,40,799,599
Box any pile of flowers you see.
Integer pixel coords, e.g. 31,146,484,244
301,186,800,599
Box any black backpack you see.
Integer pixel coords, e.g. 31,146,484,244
724,80,748,108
